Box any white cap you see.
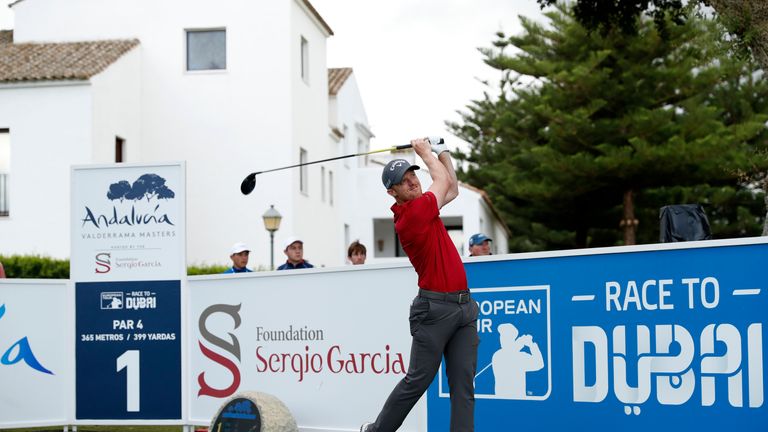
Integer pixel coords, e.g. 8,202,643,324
230,242,250,255
283,236,303,251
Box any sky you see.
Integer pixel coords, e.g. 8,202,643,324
311,0,547,150
0,0,549,151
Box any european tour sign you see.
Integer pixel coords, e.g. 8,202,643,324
428,238,767,432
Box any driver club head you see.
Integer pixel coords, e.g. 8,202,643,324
240,173,257,195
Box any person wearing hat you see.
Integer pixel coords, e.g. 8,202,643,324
276,236,314,270
468,233,493,256
360,138,479,432
222,242,252,273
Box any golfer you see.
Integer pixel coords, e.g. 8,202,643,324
361,138,479,432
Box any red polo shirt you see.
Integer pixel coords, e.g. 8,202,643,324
391,191,467,293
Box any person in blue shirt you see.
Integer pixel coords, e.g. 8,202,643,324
277,236,314,270
222,242,253,273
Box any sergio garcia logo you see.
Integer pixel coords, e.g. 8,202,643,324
0,304,53,375
197,304,243,398
95,252,111,274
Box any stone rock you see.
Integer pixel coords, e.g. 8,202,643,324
209,391,298,432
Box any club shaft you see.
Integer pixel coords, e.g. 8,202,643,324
254,144,412,175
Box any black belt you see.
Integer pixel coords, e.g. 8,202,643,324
419,289,471,304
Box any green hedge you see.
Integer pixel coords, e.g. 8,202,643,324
188,263,267,275
187,264,231,275
0,255,252,278
0,255,70,279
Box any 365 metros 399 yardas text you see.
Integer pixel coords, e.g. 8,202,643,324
255,344,406,382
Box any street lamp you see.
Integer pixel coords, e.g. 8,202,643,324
262,204,282,270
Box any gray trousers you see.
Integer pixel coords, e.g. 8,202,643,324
370,294,479,432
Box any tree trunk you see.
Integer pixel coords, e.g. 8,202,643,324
576,227,588,248
621,189,638,245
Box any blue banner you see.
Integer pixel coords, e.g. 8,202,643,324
76,280,181,420
428,242,767,431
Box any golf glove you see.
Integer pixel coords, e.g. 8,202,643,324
428,137,449,155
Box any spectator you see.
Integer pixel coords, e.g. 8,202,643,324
222,242,253,273
0,262,5,278
277,236,314,270
468,233,493,256
347,240,367,265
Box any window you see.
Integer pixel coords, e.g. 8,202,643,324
358,138,367,167
187,29,226,71
300,148,308,194
344,224,350,260
321,166,326,202
328,170,334,206
300,36,309,83
115,136,125,163
342,125,350,168
0,129,9,217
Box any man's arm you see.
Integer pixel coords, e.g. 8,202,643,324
411,138,458,209
438,150,459,205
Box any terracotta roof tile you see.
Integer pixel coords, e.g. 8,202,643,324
0,37,139,83
0,30,12,44
328,67,352,96
302,0,333,36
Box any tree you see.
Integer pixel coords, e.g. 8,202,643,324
107,180,131,201
537,0,768,68
451,5,768,251
536,0,768,234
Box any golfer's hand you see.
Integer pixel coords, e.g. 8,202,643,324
428,137,449,155
411,137,431,156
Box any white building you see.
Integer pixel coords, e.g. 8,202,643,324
0,0,508,269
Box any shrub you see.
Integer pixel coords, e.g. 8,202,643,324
0,255,70,279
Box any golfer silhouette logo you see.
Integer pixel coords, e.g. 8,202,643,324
489,323,544,399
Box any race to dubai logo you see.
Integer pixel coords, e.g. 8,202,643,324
81,173,176,229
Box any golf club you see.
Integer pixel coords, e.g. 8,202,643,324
240,137,444,195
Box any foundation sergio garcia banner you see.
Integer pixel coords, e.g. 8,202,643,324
70,163,186,282
428,239,767,431
187,266,424,431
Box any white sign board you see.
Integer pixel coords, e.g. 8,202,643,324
187,264,426,431
70,163,186,282
0,280,72,427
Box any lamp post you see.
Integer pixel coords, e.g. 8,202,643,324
262,204,282,270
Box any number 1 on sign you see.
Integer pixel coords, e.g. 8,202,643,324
116,350,140,412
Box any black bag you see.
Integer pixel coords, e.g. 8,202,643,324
659,204,712,242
